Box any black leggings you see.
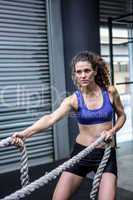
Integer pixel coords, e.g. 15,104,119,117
65,142,117,177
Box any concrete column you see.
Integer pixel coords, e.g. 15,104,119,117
61,0,100,148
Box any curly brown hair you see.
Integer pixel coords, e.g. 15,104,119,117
71,51,111,89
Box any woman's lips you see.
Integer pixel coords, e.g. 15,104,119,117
81,80,89,83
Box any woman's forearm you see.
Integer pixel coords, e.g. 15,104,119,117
13,96,72,140
110,113,126,135
22,114,53,139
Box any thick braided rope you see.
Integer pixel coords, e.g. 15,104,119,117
90,143,112,200
1,135,106,200
20,144,29,187
0,137,12,147
0,137,29,188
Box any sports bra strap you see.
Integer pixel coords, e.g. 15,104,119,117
74,90,84,109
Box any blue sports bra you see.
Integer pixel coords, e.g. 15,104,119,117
74,89,113,125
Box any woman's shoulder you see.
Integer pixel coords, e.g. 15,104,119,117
69,91,79,111
106,85,119,104
107,85,118,95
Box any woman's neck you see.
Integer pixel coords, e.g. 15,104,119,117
81,82,100,95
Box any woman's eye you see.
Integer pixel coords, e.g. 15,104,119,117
75,69,91,74
84,69,92,73
84,69,90,73
76,70,82,74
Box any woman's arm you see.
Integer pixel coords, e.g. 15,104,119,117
101,86,126,141
109,86,126,134
12,95,75,141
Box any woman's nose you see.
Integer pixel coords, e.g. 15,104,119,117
81,71,86,77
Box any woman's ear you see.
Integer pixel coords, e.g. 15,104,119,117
94,66,98,76
94,69,97,76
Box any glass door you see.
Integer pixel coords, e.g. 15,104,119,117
114,39,133,143
100,26,133,144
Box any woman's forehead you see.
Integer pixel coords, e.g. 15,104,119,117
75,61,92,69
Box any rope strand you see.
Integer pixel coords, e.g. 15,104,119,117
90,144,111,199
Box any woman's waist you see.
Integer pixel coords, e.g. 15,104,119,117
78,121,112,132
76,133,115,148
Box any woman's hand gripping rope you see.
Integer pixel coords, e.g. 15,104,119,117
11,132,26,149
100,130,113,144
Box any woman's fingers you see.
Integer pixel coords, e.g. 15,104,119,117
11,137,23,148
104,137,112,144
101,131,113,143
12,132,26,143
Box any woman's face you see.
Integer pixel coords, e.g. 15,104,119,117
74,61,97,87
